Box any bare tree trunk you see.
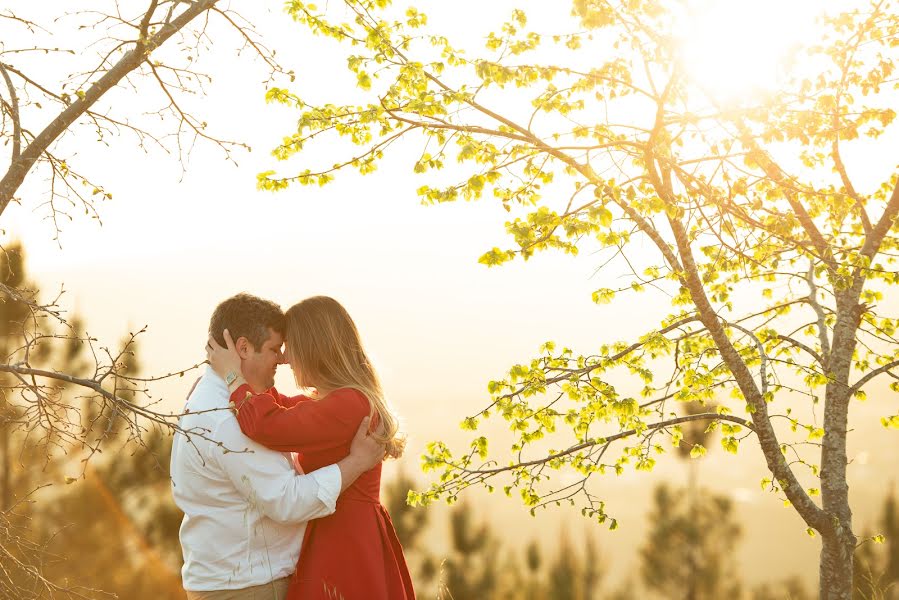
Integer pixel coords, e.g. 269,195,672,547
820,532,855,600
819,299,861,599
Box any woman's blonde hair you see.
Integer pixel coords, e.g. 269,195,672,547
285,296,404,459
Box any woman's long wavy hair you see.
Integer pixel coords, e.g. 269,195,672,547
285,296,404,459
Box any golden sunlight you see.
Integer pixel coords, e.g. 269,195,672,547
676,0,820,100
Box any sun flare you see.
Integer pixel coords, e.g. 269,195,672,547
676,0,821,100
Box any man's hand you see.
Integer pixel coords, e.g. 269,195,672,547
350,416,387,470
336,416,386,492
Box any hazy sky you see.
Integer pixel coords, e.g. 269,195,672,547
3,0,898,589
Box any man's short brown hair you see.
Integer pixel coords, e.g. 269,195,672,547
208,293,285,350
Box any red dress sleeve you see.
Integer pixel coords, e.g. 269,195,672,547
231,384,369,454
271,388,303,409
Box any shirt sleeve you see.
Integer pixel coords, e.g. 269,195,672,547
210,420,342,524
231,385,369,454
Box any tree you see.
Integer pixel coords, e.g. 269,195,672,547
753,577,813,600
639,483,742,600
0,3,277,380
546,530,579,600
0,242,82,599
441,503,499,600
495,549,528,600
385,478,608,600
883,489,899,598
581,534,603,600
383,469,435,593
853,488,899,600
636,398,737,600
261,1,899,597
854,534,886,600
1,4,288,595
0,241,32,513
0,0,293,455
0,242,187,599
671,400,719,600
524,539,543,600
508,529,605,600
33,428,186,600
0,1,291,216
384,469,431,552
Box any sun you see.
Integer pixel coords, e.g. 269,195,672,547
675,0,821,101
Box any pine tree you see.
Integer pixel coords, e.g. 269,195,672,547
0,242,32,513
525,540,542,600
32,339,185,599
441,503,499,600
753,576,813,600
883,488,899,599
640,484,742,600
383,469,433,593
0,242,183,599
853,534,883,600
581,534,604,600
853,488,899,600
547,530,578,600
496,549,528,600
673,401,718,600
0,243,92,512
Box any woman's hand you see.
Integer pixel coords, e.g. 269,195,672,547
291,452,304,475
206,329,242,380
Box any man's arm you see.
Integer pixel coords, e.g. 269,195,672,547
214,421,342,524
213,417,383,522
336,416,386,492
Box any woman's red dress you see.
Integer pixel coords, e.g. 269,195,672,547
230,384,415,600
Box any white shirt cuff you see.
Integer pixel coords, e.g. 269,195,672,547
310,464,341,511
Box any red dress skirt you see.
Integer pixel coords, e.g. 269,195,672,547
231,385,415,600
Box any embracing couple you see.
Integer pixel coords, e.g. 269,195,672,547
170,293,415,600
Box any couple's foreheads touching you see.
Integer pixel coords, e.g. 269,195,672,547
208,293,404,458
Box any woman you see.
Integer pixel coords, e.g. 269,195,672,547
208,296,413,600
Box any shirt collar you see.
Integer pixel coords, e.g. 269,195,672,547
201,368,278,398
203,366,228,391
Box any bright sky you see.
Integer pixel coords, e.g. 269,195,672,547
3,0,898,590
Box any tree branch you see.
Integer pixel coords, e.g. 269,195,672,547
0,0,220,216
446,412,754,477
847,358,899,397
806,263,832,366
0,62,20,165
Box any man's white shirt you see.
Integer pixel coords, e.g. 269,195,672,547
170,369,341,591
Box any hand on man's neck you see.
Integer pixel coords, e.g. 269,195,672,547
224,370,268,395
242,372,263,393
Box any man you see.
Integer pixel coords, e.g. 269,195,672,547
171,293,385,600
